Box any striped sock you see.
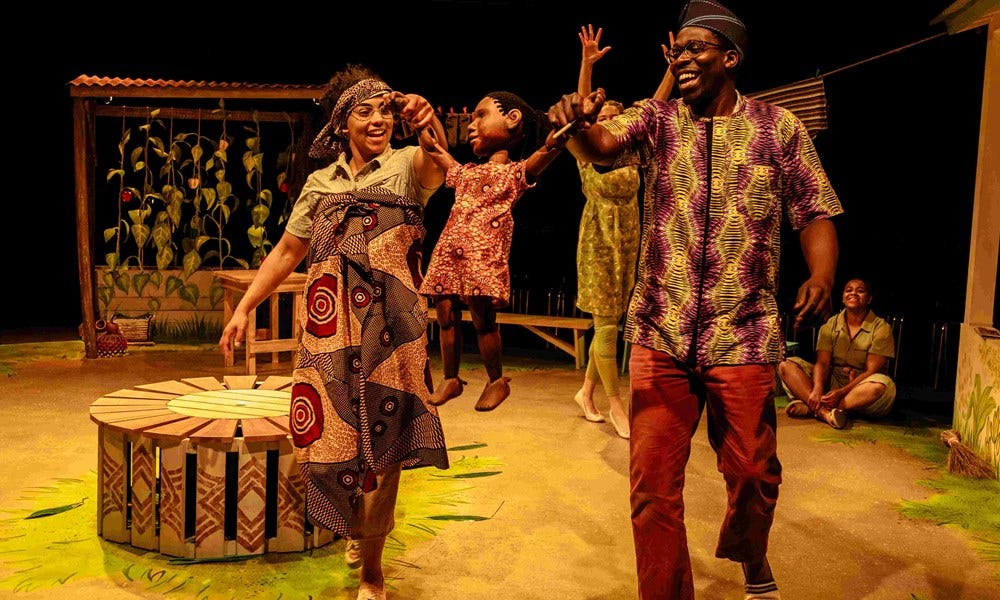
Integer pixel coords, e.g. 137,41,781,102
744,579,780,600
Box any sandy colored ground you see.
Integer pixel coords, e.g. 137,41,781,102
0,343,996,599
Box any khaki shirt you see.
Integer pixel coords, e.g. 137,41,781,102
285,145,436,239
817,309,895,388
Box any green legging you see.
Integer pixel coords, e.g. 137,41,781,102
586,314,620,398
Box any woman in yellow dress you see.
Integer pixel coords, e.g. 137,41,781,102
571,25,674,439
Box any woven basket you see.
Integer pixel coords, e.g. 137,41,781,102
113,313,154,343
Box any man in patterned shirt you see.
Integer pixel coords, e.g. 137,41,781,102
548,2,843,599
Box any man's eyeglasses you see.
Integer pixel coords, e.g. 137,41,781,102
350,104,394,121
666,40,726,62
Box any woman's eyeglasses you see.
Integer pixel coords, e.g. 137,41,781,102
666,40,726,62
350,104,394,121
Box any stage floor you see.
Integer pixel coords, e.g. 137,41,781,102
0,341,995,599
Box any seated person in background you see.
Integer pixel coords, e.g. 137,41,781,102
777,278,897,429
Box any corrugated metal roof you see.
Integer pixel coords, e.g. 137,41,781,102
68,74,324,100
747,77,829,138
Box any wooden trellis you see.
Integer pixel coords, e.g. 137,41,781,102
69,75,325,358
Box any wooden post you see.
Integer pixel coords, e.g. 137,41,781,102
73,98,98,358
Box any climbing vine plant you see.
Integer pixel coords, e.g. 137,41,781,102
97,103,299,315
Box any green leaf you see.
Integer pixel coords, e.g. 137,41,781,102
25,499,86,519
114,272,131,294
150,108,161,119
165,275,184,296
425,514,490,521
178,283,200,306
447,443,488,451
195,235,212,250
153,223,173,250
203,187,218,210
105,253,120,270
149,270,163,287
216,181,232,202
148,297,161,312
133,224,150,247
130,146,144,169
132,271,151,296
182,252,202,279
103,227,118,243
251,204,269,227
134,160,146,171
156,246,174,271
205,157,215,171
169,555,252,565
209,284,225,309
234,257,250,269
191,145,203,162
167,201,182,227
247,225,265,248
98,285,113,308
433,471,502,479
106,168,125,182
259,189,273,205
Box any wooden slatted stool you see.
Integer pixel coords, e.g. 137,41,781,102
88,376,333,558
216,270,307,375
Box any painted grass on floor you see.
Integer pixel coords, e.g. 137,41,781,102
0,444,503,599
814,421,1000,576
0,341,85,376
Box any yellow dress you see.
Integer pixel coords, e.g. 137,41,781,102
575,161,640,317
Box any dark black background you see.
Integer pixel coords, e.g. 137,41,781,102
3,0,992,378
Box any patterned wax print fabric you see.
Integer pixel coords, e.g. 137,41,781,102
601,94,844,367
290,185,449,537
575,161,641,317
816,309,896,390
418,160,532,307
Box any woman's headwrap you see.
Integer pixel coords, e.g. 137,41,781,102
309,78,392,160
677,0,748,60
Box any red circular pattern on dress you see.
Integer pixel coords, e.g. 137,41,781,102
349,354,363,373
290,382,324,446
306,274,338,338
380,326,394,346
362,214,378,231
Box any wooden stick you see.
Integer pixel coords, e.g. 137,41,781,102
552,120,577,140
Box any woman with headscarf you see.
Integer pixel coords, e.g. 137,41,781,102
219,64,450,600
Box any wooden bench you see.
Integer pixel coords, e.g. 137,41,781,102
426,306,593,369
